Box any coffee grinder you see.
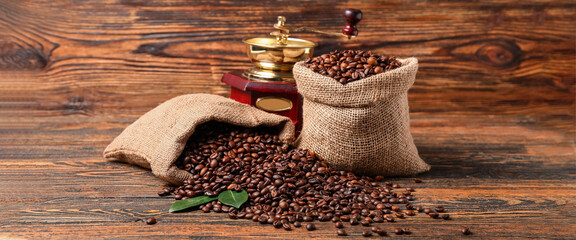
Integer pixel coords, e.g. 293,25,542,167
221,9,362,133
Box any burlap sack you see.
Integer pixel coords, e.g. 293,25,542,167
103,94,295,185
293,57,430,176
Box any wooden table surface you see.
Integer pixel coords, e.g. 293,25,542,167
1,0,574,239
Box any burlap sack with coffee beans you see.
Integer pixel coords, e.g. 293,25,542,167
103,94,295,185
294,57,430,176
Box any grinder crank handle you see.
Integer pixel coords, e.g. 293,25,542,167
341,9,362,38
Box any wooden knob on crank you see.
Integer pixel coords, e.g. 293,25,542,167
342,9,362,37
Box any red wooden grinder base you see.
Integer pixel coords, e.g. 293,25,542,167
221,71,302,135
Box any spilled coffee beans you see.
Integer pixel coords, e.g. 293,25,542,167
159,121,461,237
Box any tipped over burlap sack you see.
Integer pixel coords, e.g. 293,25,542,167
294,57,430,176
103,94,295,185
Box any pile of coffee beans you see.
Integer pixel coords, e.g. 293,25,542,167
303,50,402,84
159,121,458,237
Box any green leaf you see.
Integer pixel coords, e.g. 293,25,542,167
169,195,217,213
218,190,248,209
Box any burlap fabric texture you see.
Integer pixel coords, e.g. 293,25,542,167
103,94,295,185
293,57,430,176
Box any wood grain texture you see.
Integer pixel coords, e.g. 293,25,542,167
0,0,574,118
0,0,574,239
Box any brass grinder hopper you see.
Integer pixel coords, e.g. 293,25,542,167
242,9,362,82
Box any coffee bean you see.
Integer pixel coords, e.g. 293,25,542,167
406,203,414,210
402,227,411,235
279,201,288,210
267,217,274,224
429,212,440,219
185,190,195,198
423,208,433,214
318,213,330,221
221,205,230,213
414,178,423,183
145,217,157,225
371,226,386,236
209,159,218,168
306,223,316,231
461,227,471,235
362,230,372,237
364,217,373,223
273,220,282,229
337,229,348,236
334,221,344,228
293,221,302,228
394,227,404,235
384,214,395,222
273,179,283,187
442,214,450,220
258,215,267,224
201,206,210,213
282,223,292,231
350,218,359,225
174,194,183,200
157,189,170,196
367,57,377,65
435,205,445,212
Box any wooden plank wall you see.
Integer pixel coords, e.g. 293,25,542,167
0,0,574,123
